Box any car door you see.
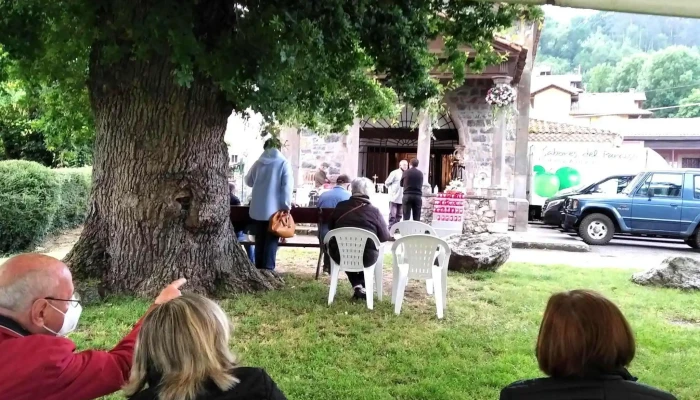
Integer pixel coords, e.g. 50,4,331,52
630,173,683,233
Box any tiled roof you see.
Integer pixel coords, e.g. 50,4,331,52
529,119,620,144
604,118,700,139
531,82,581,96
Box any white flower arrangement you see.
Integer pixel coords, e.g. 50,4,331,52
445,179,466,193
486,84,516,108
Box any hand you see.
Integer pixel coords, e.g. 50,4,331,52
154,278,187,305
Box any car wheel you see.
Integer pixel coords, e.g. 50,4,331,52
686,235,700,250
579,213,615,245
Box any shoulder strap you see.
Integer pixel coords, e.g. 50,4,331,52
335,203,366,223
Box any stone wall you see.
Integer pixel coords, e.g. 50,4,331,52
462,195,497,235
446,80,516,197
420,194,436,225
298,130,352,184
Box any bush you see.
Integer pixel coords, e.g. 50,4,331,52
0,160,60,254
0,161,92,254
53,167,91,231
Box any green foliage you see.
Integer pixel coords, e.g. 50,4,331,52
0,160,91,254
585,64,615,92
539,11,700,75
0,160,59,253
0,1,541,133
676,89,700,118
0,54,93,167
639,46,700,117
609,53,648,92
535,55,572,74
53,167,91,230
574,30,636,72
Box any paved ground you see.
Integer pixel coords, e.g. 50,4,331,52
509,224,697,269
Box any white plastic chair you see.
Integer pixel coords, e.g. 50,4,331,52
391,235,451,319
323,227,384,310
390,220,438,295
390,220,437,237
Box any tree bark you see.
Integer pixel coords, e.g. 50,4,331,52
64,54,280,296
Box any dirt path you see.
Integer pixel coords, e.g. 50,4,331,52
0,228,82,264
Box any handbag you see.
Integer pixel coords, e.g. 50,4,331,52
268,210,296,238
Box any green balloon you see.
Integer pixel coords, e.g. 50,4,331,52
533,165,545,175
556,167,582,190
534,173,561,198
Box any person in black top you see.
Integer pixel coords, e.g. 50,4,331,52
124,293,287,400
229,183,255,264
400,158,424,221
500,290,676,400
327,178,391,300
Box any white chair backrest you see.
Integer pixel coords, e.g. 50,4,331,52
324,227,381,271
390,221,436,237
391,235,451,279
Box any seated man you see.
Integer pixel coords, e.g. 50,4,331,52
317,174,351,273
229,182,255,264
327,177,390,300
0,253,185,400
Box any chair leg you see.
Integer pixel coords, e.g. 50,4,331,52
375,261,383,301
328,265,340,305
364,267,374,310
442,269,448,307
426,279,434,296
315,245,324,280
394,272,409,315
391,265,399,304
432,269,444,319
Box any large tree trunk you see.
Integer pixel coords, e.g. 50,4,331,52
64,55,280,295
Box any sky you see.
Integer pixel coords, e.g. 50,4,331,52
543,5,598,21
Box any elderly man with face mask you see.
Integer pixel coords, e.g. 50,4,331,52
0,253,185,400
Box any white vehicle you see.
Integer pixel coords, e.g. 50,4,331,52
527,143,669,219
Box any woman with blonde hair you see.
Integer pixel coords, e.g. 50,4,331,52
124,293,286,400
500,290,675,400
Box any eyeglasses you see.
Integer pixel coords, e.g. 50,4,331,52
45,293,82,308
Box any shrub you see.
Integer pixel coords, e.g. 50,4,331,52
0,160,60,254
53,167,91,231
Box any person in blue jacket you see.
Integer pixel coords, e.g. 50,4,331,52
317,174,351,272
245,138,293,271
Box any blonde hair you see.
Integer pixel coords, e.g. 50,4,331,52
123,294,239,400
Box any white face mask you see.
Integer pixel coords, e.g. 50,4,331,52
44,297,82,337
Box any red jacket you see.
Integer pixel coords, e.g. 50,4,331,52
0,314,142,400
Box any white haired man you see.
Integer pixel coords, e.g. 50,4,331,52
0,253,185,400
327,178,391,299
385,159,408,229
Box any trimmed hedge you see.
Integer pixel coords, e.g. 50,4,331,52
53,168,92,231
0,161,91,254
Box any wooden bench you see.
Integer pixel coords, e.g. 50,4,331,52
230,206,335,279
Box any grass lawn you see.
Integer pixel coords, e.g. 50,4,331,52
80,251,700,400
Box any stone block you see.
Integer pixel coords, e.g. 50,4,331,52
631,257,700,290
445,233,511,273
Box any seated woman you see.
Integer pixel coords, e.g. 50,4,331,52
500,290,676,400
327,177,390,300
123,293,287,400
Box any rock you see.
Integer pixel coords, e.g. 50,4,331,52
631,257,700,290
445,233,511,273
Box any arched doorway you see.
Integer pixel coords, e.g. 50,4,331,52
358,105,459,191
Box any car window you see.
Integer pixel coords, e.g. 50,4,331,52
695,176,700,199
617,177,632,193
622,173,646,195
593,177,633,195
636,173,683,198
